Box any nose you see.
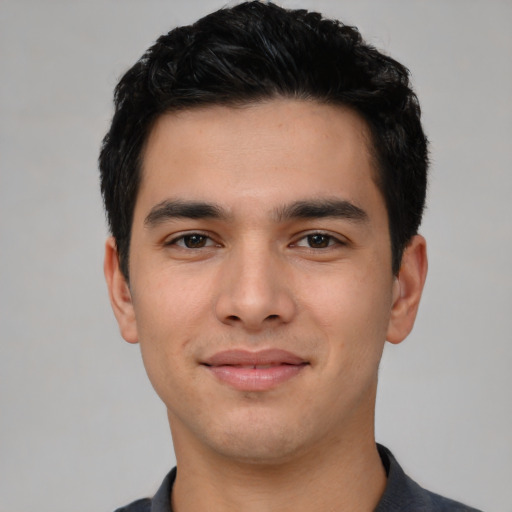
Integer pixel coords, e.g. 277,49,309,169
214,241,297,331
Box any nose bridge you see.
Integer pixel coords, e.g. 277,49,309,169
215,235,295,329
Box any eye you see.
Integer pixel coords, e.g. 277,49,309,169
167,233,217,249
293,233,343,249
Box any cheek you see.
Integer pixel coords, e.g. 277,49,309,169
131,276,205,379
300,264,393,358
133,267,210,334
134,290,203,415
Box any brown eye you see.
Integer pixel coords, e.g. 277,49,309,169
168,233,215,249
182,234,208,248
293,232,342,249
306,234,332,248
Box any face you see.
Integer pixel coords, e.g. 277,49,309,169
105,99,426,465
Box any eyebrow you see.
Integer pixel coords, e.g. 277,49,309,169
274,199,369,223
144,199,229,227
144,197,369,228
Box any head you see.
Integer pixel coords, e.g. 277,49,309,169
101,2,429,466
99,1,428,279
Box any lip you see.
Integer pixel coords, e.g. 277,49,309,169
202,349,309,391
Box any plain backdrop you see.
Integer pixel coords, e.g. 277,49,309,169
1,1,511,511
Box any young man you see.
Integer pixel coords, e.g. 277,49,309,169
100,2,480,511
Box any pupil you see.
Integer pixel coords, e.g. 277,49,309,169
309,234,329,248
185,235,205,248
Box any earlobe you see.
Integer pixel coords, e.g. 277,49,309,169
386,235,428,345
103,237,139,344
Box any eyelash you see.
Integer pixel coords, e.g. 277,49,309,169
292,232,346,249
165,232,219,249
165,231,345,250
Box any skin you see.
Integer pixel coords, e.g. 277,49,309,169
105,99,427,512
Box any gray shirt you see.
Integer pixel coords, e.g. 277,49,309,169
114,445,482,511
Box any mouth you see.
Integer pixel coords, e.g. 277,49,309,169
201,349,309,391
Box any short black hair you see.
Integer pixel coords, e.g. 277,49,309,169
99,1,428,278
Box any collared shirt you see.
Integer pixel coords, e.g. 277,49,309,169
114,445,482,512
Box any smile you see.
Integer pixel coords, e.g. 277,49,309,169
202,349,309,391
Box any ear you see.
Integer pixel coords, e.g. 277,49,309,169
386,234,428,345
103,237,139,344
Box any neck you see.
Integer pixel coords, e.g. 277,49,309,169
170,424,386,512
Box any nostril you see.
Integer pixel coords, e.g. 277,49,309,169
266,314,279,321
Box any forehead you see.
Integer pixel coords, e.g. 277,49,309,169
137,99,383,219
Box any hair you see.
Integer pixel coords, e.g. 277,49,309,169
99,1,428,278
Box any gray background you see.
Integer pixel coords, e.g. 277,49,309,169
1,1,511,511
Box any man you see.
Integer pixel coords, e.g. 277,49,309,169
100,2,480,511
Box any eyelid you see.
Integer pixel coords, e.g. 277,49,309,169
291,230,348,248
162,229,347,249
164,231,220,248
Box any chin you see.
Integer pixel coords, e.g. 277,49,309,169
201,410,316,465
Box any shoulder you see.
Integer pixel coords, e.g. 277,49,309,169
421,489,483,511
376,445,483,512
112,468,176,512
113,498,151,512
